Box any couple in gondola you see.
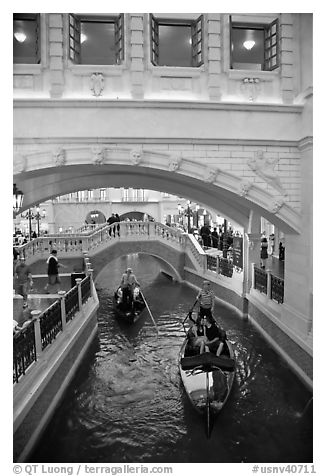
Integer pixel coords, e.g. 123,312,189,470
188,281,226,356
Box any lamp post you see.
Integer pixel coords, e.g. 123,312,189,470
185,200,192,233
195,204,199,228
223,218,228,258
35,206,46,237
13,184,24,217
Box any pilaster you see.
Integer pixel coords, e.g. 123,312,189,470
280,13,295,104
130,14,145,99
48,14,65,98
207,14,221,101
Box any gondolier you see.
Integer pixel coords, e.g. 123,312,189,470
120,268,140,306
196,281,215,322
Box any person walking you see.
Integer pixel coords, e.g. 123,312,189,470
196,280,215,322
44,249,66,293
107,213,116,237
260,236,268,268
115,213,121,237
14,256,33,308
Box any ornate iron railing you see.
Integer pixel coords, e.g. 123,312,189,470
65,285,79,322
218,257,233,278
207,255,217,272
254,267,268,294
81,275,91,304
40,300,63,350
271,274,284,304
13,322,37,384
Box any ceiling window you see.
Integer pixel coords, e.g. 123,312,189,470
230,18,279,71
13,13,41,64
69,14,124,65
150,14,203,67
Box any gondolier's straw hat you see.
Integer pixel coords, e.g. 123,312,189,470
127,268,133,273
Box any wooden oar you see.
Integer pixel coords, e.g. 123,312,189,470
141,291,159,334
181,298,198,329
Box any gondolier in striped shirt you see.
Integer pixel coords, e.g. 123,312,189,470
196,280,215,323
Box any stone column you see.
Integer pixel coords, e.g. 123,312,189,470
207,14,221,101
130,14,145,99
48,13,65,98
75,278,83,311
87,269,94,298
243,211,261,294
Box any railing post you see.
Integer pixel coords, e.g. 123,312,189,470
58,290,67,330
216,256,220,275
87,269,94,297
266,270,272,300
75,278,83,311
251,263,256,289
31,309,42,358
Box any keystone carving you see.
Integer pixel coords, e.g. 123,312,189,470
240,77,261,102
92,146,105,165
269,198,285,214
53,148,66,167
14,153,27,173
204,167,219,183
130,149,142,165
90,73,104,97
238,180,253,197
168,155,182,172
247,150,287,195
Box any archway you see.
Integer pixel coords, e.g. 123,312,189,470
85,210,106,225
119,211,155,221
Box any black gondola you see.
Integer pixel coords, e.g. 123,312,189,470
113,286,146,324
179,329,235,437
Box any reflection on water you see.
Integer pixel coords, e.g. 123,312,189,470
30,254,312,463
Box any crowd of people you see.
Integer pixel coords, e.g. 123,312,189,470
106,213,121,237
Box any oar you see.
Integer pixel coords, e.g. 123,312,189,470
141,291,159,334
181,298,198,329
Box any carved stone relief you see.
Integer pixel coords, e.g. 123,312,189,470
130,149,142,165
92,146,105,165
204,167,219,183
90,73,104,97
240,77,261,102
238,179,253,197
53,148,66,167
168,155,182,172
269,198,285,214
247,150,287,195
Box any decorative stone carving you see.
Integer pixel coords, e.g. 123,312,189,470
14,153,27,173
53,148,66,167
247,150,287,195
92,146,105,165
130,149,142,165
240,77,261,102
269,198,285,214
204,167,219,183
238,179,253,197
168,155,182,172
90,73,104,97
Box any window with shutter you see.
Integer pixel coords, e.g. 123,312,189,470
150,14,204,67
69,14,81,63
264,19,279,71
115,13,124,64
13,13,41,64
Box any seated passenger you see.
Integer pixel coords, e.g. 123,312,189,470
188,317,207,354
203,317,226,356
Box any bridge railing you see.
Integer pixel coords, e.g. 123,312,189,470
13,272,93,384
252,265,284,304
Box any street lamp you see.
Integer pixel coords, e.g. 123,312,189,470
195,204,199,228
13,184,24,216
34,206,46,236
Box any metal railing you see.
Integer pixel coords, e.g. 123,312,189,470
13,322,37,384
13,272,93,384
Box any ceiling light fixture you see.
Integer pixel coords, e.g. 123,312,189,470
243,40,255,50
14,32,27,43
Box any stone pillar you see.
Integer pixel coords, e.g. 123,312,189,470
130,14,145,99
280,13,294,104
75,278,83,311
48,13,65,98
31,310,42,358
243,211,261,294
207,14,221,101
87,269,94,298
58,290,67,330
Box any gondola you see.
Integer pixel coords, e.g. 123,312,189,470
179,327,235,437
113,286,146,324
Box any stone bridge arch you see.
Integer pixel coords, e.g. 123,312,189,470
14,146,301,234
89,240,185,282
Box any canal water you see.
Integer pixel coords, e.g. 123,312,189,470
29,254,312,463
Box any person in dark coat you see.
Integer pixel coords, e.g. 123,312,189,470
200,224,211,247
115,213,121,237
260,236,268,268
107,213,116,237
211,227,219,248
